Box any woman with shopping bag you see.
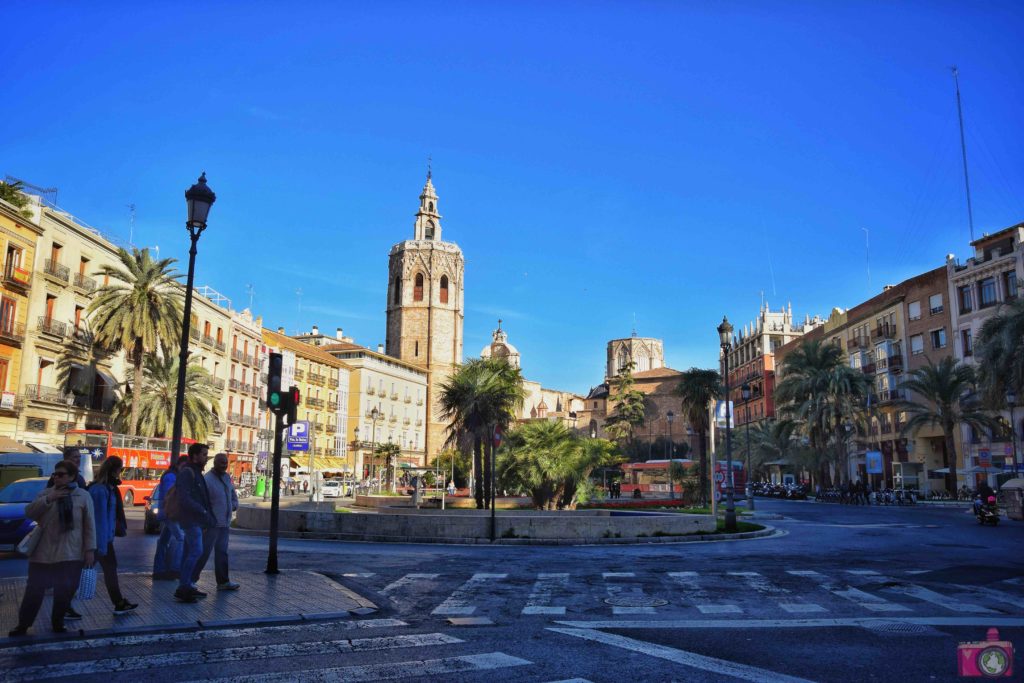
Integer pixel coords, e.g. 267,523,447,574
89,456,138,615
9,459,97,636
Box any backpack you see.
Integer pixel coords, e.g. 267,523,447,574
163,483,181,521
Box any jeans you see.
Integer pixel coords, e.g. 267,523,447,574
96,541,125,606
17,561,83,631
193,527,231,585
178,524,204,590
153,520,184,575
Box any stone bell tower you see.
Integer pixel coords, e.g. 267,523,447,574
385,172,465,461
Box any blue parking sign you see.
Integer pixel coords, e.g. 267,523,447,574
286,421,310,451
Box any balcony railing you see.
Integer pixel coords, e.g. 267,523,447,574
213,378,225,390
43,259,70,283
878,388,904,404
861,363,876,374
0,321,26,344
73,272,97,293
190,328,200,341
24,384,67,405
228,412,244,424
293,369,304,380
244,354,256,367
214,340,226,353
229,379,241,391
3,262,31,288
872,325,897,341
212,418,224,433
37,316,68,338
326,424,337,434
231,349,244,362
416,399,424,406
404,396,411,403
305,397,324,408
308,372,325,385
367,386,376,395
416,418,423,426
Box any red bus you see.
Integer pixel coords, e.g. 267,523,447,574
64,429,195,506
621,459,699,497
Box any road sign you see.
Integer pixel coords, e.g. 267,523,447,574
286,421,310,452
978,449,992,468
714,490,722,502
714,472,725,483
866,451,883,474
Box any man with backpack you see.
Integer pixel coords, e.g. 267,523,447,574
173,443,216,604
152,455,184,581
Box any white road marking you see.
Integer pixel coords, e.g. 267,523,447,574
553,616,1024,629
5,633,463,681
604,572,660,615
522,573,569,615
787,570,909,613
613,606,656,615
905,570,929,575
431,573,507,616
603,572,635,578
381,573,439,595
728,571,826,613
951,584,1024,611
0,619,409,657
342,572,376,578
667,572,742,614
845,570,996,614
548,627,815,683
190,652,532,682
544,679,595,683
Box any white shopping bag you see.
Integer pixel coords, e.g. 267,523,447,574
75,566,97,600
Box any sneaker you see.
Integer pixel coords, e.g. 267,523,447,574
173,588,198,604
7,627,28,637
217,581,240,591
188,585,208,598
113,600,138,615
65,607,83,621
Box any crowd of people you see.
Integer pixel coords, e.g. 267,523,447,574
9,442,240,637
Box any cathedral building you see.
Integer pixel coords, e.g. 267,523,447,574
385,173,465,459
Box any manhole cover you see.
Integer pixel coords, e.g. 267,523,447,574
864,621,930,634
604,596,668,607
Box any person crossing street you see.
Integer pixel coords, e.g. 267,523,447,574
192,453,240,591
174,443,216,603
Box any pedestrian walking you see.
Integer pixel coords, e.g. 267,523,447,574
152,455,185,581
9,460,96,636
174,443,216,604
193,453,240,591
303,479,309,494
88,456,138,615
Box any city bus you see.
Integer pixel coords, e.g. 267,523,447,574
64,429,195,506
620,459,747,500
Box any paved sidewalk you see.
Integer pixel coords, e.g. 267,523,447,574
0,570,377,642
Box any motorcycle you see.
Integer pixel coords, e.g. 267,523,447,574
975,495,1000,526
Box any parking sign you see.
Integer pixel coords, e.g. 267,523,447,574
286,421,310,451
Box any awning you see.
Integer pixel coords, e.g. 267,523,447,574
0,436,32,453
27,440,63,453
313,456,350,472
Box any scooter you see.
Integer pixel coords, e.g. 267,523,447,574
975,495,1000,526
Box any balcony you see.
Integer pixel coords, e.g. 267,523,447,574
0,321,25,345
404,396,411,404
293,369,305,380
846,337,868,351
212,418,224,433
72,272,97,294
228,412,244,424
878,388,904,404
403,418,411,426
229,378,241,391
231,349,244,363
244,354,256,367
23,384,67,405
201,334,215,348
42,259,70,284
876,355,904,373
416,418,423,426
3,262,31,289
872,325,897,342
861,363,876,374
214,340,226,353
305,396,324,408
390,392,399,400
190,328,200,341
37,316,68,338
367,387,376,396
241,383,252,395
308,372,325,385
416,399,424,406
212,378,225,390
326,424,337,434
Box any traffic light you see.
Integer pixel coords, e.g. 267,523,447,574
267,353,286,415
286,386,299,424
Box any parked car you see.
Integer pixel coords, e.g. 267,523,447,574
0,477,49,553
322,480,343,498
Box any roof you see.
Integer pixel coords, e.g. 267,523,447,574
970,221,1023,247
632,367,683,380
262,329,351,369
319,341,427,374
586,383,610,400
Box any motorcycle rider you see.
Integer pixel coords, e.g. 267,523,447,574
974,481,996,515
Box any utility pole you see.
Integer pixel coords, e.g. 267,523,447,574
951,66,975,242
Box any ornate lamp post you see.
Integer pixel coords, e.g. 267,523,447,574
718,316,737,532
1008,389,1019,475
369,407,381,493
171,173,215,467
666,410,675,500
741,383,754,510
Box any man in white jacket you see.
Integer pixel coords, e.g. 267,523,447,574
192,453,240,591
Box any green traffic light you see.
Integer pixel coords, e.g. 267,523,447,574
269,392,281,407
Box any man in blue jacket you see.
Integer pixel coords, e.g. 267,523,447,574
174,443,215,604
152,455,184,580
193,453,240,591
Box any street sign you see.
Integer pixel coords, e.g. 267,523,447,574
714,472,725,483
714,401,735,428
286,420,310,452
978,449,992,468
866,451,883,474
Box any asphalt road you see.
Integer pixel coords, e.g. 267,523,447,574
1,499,1022,682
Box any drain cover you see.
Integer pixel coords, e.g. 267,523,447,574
864,621,930,634
604,596,668,607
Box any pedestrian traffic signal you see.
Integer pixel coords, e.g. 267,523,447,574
286,386,299,423
267,352,286,415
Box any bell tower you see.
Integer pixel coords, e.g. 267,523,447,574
385,173,465,462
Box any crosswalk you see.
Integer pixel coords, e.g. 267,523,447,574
355,567,1024,621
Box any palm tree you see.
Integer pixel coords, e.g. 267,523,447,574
0,180,34,219
674,368,722,505
438,358,525,509
897,357,1000,494
774,339,871,487
975,297,1024,403
746,418,799,480
88,248,182,435
55,322,117,415
112,354,220,442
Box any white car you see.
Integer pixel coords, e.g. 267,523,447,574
322,481,343,498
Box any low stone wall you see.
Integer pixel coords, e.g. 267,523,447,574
234,503,716,544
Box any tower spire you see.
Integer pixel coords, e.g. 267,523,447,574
413,172,442,241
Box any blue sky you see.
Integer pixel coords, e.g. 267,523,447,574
2,1,1022,395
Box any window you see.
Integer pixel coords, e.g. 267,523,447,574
930,328,946,349
78,257,88,275
50,242,63,264
0,297,15,333
439,275,449,304
425,220,435,240
74,305,84,330
393,276,401,305
413,273,424,301
928,293,943,314
962,329,973,357
958,285,973,313
414,340,418,357
980,278,997,308
910,334,924,355
1004,271,1018,300
0,358,7,392
907,301,921,321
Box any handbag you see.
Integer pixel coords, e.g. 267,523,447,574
75,566,97,601
16,526,41,555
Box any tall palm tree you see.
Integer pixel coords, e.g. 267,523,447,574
113,354,220,442
774,339,871,487
88,248,182,435
975,297,1024,403
897,357,1000,494
55,322,116,414
747,418,799,479
674,368,722,505
438,358,525,509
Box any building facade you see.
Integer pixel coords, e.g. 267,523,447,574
606,335,664,379
384,174,465,461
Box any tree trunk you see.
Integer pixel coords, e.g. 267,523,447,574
698,428,708,506
130,339,143,436
944,419,958,494
483,441,491,510
473,435,484,509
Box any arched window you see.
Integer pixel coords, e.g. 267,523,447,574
428,201,434,213
393,276,401,305
414,273,424,301
439,275,449,304
425,220,435,240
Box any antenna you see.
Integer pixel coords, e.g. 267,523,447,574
951,66,975,242
863,227,872,293
246,283,255,309
127,203,136,247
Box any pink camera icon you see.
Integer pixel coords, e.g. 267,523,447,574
958,628,1014,677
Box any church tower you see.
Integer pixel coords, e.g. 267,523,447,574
385,173,465,461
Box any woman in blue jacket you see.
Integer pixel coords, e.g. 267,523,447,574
89,456,137,615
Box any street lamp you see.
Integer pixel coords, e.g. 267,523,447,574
741,383,754,511
1007,388,1019,475
717,316,737,532
369,407,381,493
666,410,675,500
387,434,395,493
171,173,216,467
